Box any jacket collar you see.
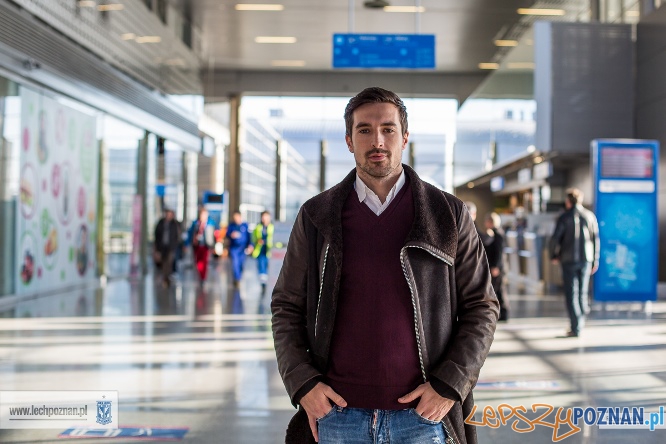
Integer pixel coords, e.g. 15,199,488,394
304,164,458,261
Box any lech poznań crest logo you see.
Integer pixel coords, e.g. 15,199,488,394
96,400,112,425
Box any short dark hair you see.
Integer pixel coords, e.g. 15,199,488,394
566,188,583,206
344,87,408,137
261,211,271,217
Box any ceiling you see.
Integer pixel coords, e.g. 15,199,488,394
190,0,538,72
172,0,618,99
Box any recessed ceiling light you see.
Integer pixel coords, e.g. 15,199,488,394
478,63,499,70
136,36,162,43
97,3,125,11
271,60,306,67
517,8,565,16
235,4,284,11
164,58,186,66
255,36,297,43
494,40,518,47
77,1,96,7
383,6,426,12
507,62,535,69
121,33,136,40
467,182,475,189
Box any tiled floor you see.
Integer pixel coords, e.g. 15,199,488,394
1,253,665,443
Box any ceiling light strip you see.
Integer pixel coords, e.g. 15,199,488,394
517,8,565,16
235,4,284,11
98,4,125,11
271,60,306,67
255,36,297,43
494,40,518,47
383,6,426,13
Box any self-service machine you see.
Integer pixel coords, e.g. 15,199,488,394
592,139,659,303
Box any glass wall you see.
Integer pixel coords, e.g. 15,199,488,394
455,99,536,186
240,96,458,226
103,116,144,251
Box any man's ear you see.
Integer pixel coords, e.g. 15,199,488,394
402,131,409,150
345,135,353,153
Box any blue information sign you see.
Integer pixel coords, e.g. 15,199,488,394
592,139,659,302
333,34,435,69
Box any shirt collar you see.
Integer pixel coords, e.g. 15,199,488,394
354,169,406,203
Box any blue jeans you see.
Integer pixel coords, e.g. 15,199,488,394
317,407,448,444
561,262,591,335
229,248,246,282
257,254,268,283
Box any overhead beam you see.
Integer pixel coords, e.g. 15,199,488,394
202,70,489,104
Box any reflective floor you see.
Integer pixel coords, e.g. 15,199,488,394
1,252,665,443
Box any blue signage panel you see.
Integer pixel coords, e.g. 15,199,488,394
333,34,435,69
592,139,659,302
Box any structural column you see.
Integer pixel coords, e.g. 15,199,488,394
320,140,327,192
227,95,242,215
275,139,287,222
0,96,15,295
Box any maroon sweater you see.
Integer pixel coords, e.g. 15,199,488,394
325,179,422,410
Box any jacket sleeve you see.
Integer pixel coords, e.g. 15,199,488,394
549,214,565,260
271,209,322,406
429,204,499,402
588,210,600,269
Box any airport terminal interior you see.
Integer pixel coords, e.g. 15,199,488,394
1,0,666,442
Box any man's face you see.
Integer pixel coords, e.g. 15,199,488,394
166,211,174,221
345,102,408,179
261,213,271,225
232,213,241,224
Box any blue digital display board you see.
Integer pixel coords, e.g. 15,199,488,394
333,34,435,69
592,139,659,302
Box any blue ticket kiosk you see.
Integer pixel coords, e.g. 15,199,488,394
592,139,659,302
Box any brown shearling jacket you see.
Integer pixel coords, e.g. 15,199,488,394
272,165,499,444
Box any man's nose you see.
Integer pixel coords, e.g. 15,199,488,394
372,131,385,147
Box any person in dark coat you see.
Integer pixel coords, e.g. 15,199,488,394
154,209,180,287
272,87,499,444
550,188,599,337
483,212,509,321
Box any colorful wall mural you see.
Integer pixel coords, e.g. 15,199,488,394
17,87,99,294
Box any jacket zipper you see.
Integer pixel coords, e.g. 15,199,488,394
399,244,453,382
314,244,329,338
400,244,459,444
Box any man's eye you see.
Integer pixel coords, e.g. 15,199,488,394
359,129,369,134
384,128,395,133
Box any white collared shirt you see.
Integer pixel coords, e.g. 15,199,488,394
354,170,406,216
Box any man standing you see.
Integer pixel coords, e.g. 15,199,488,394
272,87,499,444
550,188,599,337
154,209,180,287
252,211,274,292
225,211,251,286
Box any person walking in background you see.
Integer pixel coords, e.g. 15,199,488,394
272,87,498,444
225,211,251,286
483,212,509,321
252,211,274,292
154,208,180,287
550,188,599,337
188,207,215,284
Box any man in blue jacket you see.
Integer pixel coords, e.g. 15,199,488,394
225,211,251,286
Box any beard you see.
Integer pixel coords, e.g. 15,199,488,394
357,149,397,178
